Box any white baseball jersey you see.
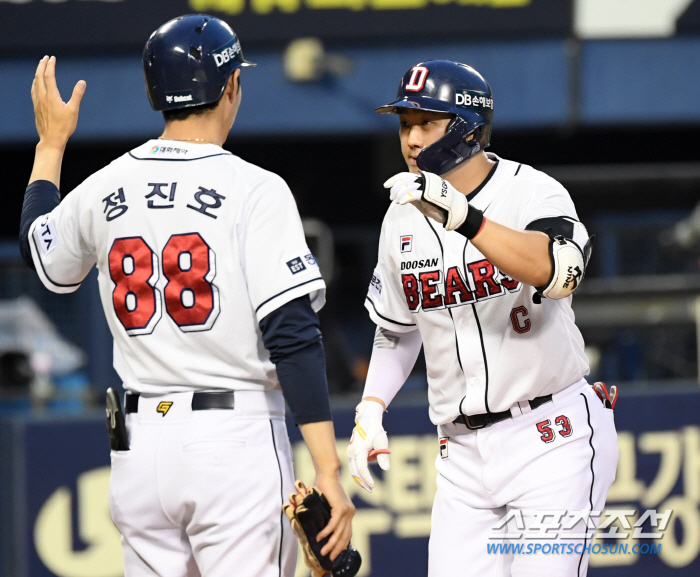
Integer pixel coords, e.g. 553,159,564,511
366,154,591,425
29,139,325,394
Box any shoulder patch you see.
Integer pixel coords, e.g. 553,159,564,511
286,252,319,276
369,269,383,301
286,257,306,275
36,215,57,255
303,252,319,269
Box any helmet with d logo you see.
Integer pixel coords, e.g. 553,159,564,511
376,60,493,175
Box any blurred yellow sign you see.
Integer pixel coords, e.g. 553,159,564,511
30,426,700,577
189,0,530,16
34,467,123,577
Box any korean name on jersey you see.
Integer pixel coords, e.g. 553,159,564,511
28,141,325,394
366,155,591,425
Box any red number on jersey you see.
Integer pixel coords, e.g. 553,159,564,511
108,237,162,336
108,233,220,336
555,415,573,437
536,419,555,443
163,233,220,332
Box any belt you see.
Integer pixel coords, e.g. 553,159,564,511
453,394,552,430
125,392,235,414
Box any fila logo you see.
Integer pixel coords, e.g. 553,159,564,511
439,437,449,459
157,401,173,417
400,235,413,253
405,66,429,92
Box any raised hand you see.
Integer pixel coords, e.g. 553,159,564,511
31,56,86,148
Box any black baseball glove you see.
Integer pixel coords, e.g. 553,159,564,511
283,480,361,577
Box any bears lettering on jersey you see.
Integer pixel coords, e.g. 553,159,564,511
444,266,474,307
467,259,502,300
400,259,521,312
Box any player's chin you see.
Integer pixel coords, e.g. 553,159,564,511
405,158,420,174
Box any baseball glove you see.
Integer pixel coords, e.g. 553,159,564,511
283,480,361,577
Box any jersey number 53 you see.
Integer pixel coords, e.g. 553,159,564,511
108,233,220,336
536,416,573,443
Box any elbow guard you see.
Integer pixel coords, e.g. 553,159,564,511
536,235,592,301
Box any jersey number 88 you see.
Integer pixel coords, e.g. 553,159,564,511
108,233,220,336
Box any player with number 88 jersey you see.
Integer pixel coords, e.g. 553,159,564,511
20,14,355,577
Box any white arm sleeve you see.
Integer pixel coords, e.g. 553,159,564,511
362,326,423,408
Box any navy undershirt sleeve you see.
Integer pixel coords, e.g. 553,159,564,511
259,295,332,425
19,180,61,269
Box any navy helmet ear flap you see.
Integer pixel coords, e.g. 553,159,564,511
417,117,490,175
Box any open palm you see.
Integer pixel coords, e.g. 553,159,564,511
31,56,86,147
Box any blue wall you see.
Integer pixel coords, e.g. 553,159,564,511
581,38,700,125
2,38,700,142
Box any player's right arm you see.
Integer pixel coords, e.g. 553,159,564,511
28,56,86,187
20,56,94,290
349,210,423,493
347,326,422,493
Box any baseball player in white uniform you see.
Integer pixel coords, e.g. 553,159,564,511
347,60,618,576
19,15,354,577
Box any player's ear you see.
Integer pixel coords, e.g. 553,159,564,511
227,69,241,102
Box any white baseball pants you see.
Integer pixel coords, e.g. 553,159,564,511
429,380,619,577
109,389,297,577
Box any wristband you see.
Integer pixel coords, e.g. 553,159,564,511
457,206,484,239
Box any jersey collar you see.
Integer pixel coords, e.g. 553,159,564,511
463,153,511,212
466,154,500,202
129,139,233,161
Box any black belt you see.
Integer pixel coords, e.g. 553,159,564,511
453,394,552,430
125,392,235,414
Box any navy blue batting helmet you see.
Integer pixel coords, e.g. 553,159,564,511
143,14,256,112
376,60,493,175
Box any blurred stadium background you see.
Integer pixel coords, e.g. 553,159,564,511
1,1,700,576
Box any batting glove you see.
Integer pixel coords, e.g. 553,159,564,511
385,171,469,231
347,400,391,493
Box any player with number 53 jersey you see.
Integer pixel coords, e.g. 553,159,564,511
347,60,618,577
20,15,354,577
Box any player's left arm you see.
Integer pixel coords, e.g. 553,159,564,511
466,218,551,287
388,171,591,298
248,182,354,560
259,296,355,560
